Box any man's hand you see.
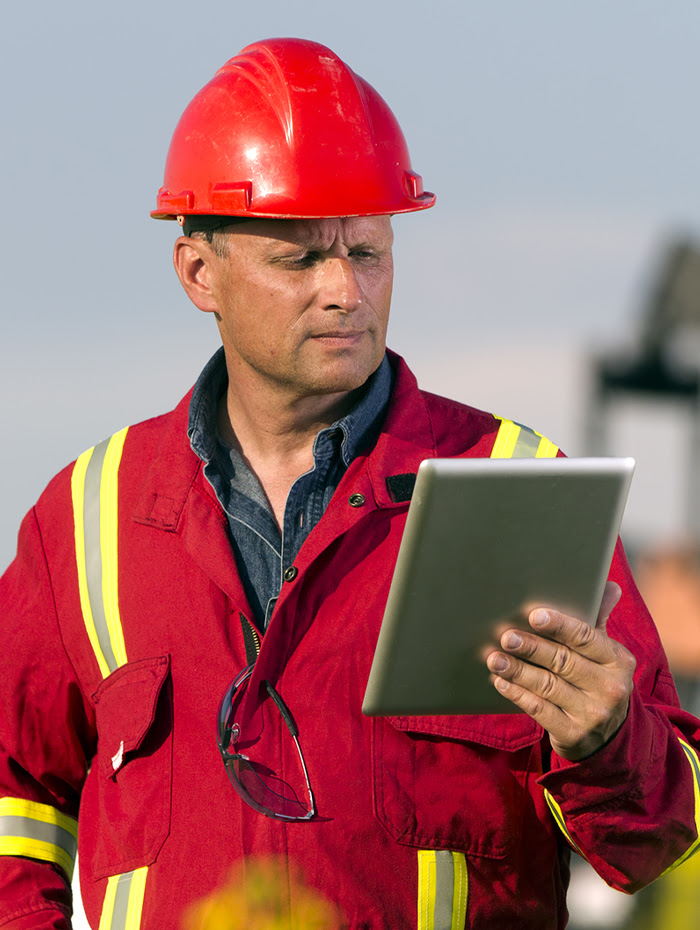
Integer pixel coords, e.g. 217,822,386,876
485,582,636,760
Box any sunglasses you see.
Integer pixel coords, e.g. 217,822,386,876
216,663,316,821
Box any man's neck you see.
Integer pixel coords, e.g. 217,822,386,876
216,381,357,531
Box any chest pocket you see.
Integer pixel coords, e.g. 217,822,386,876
81,656,173,879
373,713,543,858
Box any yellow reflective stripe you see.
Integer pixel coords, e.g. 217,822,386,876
72,428,129,678
417,850,468,930
491,418,520,458
661,739,700,876
450,854,468,930
99,876,118,930
417,851,436,930
100,428,129,669
0,797,78,880
99,868,149,930
491,417,559,460
543,789,584,857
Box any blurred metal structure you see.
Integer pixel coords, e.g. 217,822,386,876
587,239,700,536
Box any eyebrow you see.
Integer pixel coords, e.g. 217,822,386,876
272,234,389,253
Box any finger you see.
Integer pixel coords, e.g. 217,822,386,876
595,581,622,634
487,650,587,714
526,607,617,666
488,661,575,729
497,628,604,691
494,619,636,729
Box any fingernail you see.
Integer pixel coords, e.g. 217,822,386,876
505,632,522,650
491,655,509,672
531,609,550,628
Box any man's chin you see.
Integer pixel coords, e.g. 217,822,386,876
302,358,381,397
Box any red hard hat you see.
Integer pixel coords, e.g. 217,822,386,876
152,38,435,221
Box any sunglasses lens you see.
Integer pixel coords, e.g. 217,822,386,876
227,756,311,819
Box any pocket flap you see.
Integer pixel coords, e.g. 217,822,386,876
93,655,171,777
387,712,543,751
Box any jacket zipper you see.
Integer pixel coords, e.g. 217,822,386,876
239,612,262,664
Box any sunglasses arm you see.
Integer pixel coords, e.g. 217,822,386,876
264,680,299,738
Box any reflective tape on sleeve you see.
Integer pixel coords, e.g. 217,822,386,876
417,850,468,930
661,738,700,876
0,797,78,880
491,418,559,460
72,428,130,678
99,867,149,930
543,790,583,857
547,737,700,872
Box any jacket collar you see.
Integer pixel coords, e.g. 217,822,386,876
133,349,436,531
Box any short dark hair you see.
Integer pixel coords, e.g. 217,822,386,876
182,215,251,257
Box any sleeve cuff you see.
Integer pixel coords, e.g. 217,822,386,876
539,687,660,809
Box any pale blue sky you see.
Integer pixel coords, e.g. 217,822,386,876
2,0,700,570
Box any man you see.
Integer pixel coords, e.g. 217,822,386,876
0,37,698,930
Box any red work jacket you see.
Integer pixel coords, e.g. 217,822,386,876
1,353,699,929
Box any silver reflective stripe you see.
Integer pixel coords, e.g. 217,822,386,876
112,872,135,928
433,852,456,928
82,437,121,674
510,424,542,458
418,850,468,930
0,814,77,863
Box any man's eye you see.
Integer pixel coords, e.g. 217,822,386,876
350,249,377,261
284,252,318,267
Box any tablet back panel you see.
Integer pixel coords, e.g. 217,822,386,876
362,457,635,715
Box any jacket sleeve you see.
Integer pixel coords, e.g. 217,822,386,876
539,540,700,893
0,502,94,927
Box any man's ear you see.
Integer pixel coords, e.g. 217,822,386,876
173,236,220,316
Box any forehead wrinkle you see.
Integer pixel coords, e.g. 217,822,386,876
287,218,344,252
303,218,394,253
225,216,393,257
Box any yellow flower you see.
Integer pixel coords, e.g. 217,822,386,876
183,858,343,930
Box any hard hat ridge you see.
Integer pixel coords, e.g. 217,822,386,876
152,37,435,221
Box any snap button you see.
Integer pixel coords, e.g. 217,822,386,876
348,493,366,508
283,565,299,582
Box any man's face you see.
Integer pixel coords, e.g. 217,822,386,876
202,215,394,401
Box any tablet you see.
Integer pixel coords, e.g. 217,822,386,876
362,456,635,716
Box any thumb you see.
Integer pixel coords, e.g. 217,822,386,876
596,581,622,633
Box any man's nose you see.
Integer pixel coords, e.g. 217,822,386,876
319,258,363,312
